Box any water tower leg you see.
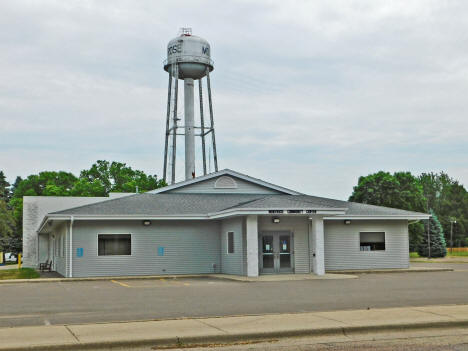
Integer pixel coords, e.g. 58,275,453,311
171,72,178,185
206,70,219,172
163,74,172,183
184,78,195,180
198,79,207,175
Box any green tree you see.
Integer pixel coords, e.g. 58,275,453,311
349,171,426,211
349,171,427,251
0,171,10,202
419,172,468,247
418,210,447,257
77,160,166,194
0,200,15,253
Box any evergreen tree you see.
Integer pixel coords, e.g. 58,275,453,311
418,210,447,258
0,171,10,202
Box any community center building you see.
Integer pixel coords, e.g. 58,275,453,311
22,169,429,278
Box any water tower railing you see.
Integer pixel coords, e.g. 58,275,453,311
163,56,214,66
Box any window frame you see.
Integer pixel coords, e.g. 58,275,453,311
359,231,386,252
227,231,235,254
97,233,132,257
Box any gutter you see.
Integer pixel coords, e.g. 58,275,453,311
69,216,74,278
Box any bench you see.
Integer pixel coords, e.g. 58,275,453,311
39,260,52,272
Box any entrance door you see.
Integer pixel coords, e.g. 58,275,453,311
259,232,294,274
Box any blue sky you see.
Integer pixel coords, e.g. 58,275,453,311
1,0,467,199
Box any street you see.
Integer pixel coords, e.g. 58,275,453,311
1,262,468,328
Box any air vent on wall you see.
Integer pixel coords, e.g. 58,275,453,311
214,176,238,189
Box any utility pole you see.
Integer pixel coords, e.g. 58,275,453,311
426,198,431,259
450,220,456,254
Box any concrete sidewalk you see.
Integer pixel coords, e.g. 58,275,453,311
0,266,451,284
1,304,467,350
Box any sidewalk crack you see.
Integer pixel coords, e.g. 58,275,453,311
65,326,80,343
196,319,229,334
410,307,458,320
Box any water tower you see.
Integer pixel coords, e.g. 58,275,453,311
162,28,219,184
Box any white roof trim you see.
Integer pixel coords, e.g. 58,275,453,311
323,215,430,220
147,169,302,195
39,210,428,232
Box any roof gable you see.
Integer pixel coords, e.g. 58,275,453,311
148,169,302,195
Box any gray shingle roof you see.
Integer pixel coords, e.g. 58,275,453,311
51,193,427,217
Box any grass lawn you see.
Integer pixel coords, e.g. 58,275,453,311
0,268,40,280
448,250,468,256
410,251,468,258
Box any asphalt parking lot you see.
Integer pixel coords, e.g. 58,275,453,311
1,263,468,328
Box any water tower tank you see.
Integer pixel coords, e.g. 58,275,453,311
164,30,214,79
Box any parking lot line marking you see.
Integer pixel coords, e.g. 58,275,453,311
111,280,131,288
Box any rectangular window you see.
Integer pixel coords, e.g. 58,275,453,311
227,232,234,254
360,232,385,251
98,234,131,256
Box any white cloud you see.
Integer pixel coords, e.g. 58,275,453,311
0,0,467,198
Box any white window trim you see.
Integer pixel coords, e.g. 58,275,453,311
96,233,133,257
227,231,235,254
359,231,386,252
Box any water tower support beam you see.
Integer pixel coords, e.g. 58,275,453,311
206,69,218,172
163,73,172,183
184,78,195,180
198,79,207,175
171,66,179,185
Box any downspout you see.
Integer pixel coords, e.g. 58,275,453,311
36,230,39,268
69,216,74,278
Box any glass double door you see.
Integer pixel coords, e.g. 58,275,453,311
260,232,293,274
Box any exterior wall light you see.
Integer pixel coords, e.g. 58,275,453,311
272,217,280,224
142,220,152,226
344,220,351,225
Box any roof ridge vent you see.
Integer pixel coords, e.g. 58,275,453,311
214,176,238,189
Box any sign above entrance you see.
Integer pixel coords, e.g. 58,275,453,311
268,210,317,214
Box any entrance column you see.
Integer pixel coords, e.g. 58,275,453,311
311,216,325,275
246,215,259,277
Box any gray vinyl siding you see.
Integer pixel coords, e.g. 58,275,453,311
71,220,221,277
220,217,244,275
324,220,409,271
167,176,283,194
258,216,310,274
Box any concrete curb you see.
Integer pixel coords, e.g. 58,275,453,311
2,319,468,351
0,273,357,284
330,267,453,274
0,274,213,284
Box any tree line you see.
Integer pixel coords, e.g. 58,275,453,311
0,160,166,255
349,171,468,256
0,163,466,257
